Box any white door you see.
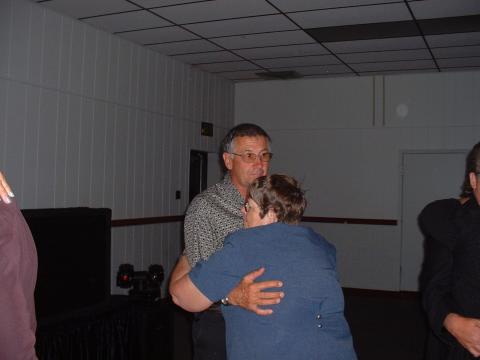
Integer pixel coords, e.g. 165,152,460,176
400,151,467,291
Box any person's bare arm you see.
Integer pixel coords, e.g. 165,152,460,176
227,267,284,316
169,255,213,312
170,255,191,284
444,313,480,357
0,172,14,204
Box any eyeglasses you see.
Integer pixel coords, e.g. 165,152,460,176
230,151,273,163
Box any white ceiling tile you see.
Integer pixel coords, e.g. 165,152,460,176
235,79,265,83
359,68,438,76
184,14,296,38
148,39,222,54
118,26,198,44
289,3,412,29
409,0,480,19
211,30,313,49
216,70,262,80
83,11,171,33
40,0,138,19
151,0,277,24
325,36,426,53
352,59,436,72
35,0,480,80
133,0,207,7
305,72,356,79
441,67,480,73
269,0,400,13
233,43,328,59
195,61,260,73
255,55,340,68
172,51,241,64
340,49,431,63
281,64,353,76
437,57,480,68
426,32,480,47
432,45,480,59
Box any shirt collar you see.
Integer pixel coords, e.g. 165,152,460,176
221,173,244,205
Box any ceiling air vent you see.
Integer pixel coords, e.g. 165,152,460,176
255,70,303,80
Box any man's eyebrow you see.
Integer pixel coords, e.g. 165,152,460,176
242,148,269,151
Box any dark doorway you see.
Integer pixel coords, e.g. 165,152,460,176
189,150,208,203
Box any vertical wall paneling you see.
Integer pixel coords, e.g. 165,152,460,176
0,0,235,295
10,0,30,83
144,112,154,217
373,76,384,127
106,38,119,104
37,89,58,207
82,26,96,98
94,31,109,101
69,21,84,95
22,86,40,208
77,97,93,206
145,52,156,114
90,101,107,207
103,103,115,208
64,94,80,206
4,81,26,188
54,92,68,207
28,5,45,87
0,0,12,78
116,41,132,107
0,80,6,173
58,17,72,93
42,11,62,89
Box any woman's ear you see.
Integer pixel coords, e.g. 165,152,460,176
267,209,278,223
469,172,478,191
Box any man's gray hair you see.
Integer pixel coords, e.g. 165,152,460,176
220,123,271,154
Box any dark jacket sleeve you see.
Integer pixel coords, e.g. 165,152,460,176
419,200,458,344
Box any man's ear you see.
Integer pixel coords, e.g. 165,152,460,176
223,152,233,171
469,172,478,191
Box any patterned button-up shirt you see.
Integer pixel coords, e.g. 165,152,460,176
184,174,244,267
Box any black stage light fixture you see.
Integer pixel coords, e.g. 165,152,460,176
116,263,164,300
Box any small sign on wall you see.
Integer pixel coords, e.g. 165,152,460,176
201,122,213,137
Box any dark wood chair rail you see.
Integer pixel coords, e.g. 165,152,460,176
111,215,397,227
111,215,185,227
302,216,397,226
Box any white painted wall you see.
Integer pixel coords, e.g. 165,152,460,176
0,0,235,294
235,71,480,290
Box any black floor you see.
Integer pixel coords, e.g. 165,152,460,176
344,291,427,360
171,291,428,360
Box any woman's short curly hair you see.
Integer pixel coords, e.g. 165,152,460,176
248,174,306,224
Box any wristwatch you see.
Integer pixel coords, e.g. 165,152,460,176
220,297,230,306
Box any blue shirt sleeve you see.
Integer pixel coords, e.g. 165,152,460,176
189,231,246,302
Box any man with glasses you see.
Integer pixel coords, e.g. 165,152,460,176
173,123,284,360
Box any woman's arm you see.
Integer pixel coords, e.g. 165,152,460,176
169,255,213,312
